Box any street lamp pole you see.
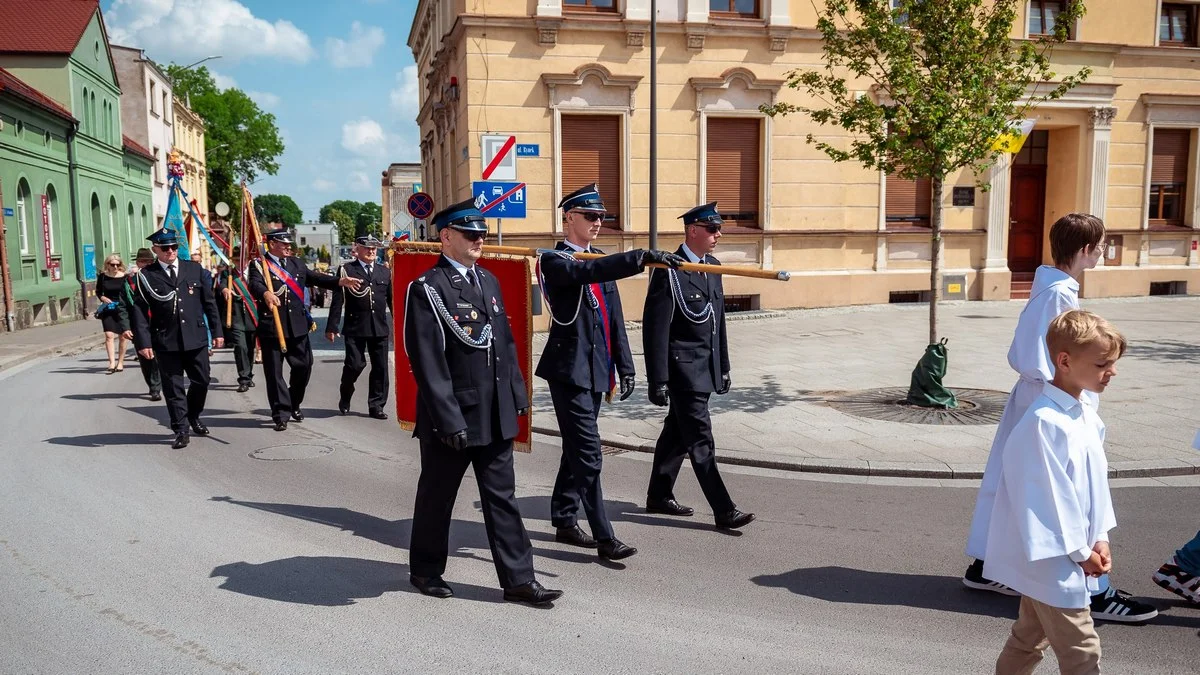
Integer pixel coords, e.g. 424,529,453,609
180,55,222,71
649,0,658,250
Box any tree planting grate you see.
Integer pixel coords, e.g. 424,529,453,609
824,387,1008,425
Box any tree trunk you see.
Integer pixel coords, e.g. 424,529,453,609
928,174,944,345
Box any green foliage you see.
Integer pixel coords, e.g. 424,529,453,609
326,208,356,245
318,244,331,263
319,200,363,224
164,64,285,212
319,200,383,242
356,201,384,238
254,193,303,226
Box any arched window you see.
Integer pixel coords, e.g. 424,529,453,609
90,92,96,135
15,178,31,255
45,184,58,255
108,195,118,253
141,204,148,234
127,202,135,253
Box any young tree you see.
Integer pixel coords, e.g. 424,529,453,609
326,208,356,245
356,201,384,238
762,0,1089,346
254,194,304,226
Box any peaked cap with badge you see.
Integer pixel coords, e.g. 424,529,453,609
146,227,179,246
558,183,607,213
680,201,723,227
432,198,488,233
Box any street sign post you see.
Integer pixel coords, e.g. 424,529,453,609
481,135,517,181
471,181,526,219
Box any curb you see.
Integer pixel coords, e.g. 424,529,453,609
0,334,103,374
531,426,1200,481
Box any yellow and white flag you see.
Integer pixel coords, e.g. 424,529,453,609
990,118,1037,154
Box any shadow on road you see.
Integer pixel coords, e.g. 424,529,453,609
1126,339,1200,364
208,555,502,606
61,392,151,401
751,566,1019,619
44,432,172,447
512,495,733,534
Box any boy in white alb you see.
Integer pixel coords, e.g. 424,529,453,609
963,213,1156,624
987,310,1123,675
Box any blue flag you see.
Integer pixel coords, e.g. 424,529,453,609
163,176,190,260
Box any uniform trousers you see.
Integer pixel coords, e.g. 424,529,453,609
410,435,535,589
339,335,389,411
228,326,256,386
136,352,161,395
648,388,735,514
259,334,313,420
548,382,615,541
156,347,211,434
996,596,1101,675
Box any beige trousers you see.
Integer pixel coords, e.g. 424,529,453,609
996,595,1101,674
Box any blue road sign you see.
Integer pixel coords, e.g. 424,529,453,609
471,181,526,218
516,144,539,157
407,192,434,219
2,207,13,217
82,244,97,281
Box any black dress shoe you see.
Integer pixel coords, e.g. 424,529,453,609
273,420,288,432
188,418,209,436
236,383,249,393
555,525,597,549
410,575,453,598
290,409,304,422
338,401,350,415
504,580,563,606
715,508,756,530
646,498,695,517
172,433,190,449
368,408,389,420
597,538,637,561
149,391,162,401
248,380,255,387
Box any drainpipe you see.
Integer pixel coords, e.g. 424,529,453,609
66,122,88,316
0,178,16,331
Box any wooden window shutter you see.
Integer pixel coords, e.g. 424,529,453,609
885,173,931,225
706,117,761,226
561,114,622,228
1151,128,1190,184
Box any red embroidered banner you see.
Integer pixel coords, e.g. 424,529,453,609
392,253,534,451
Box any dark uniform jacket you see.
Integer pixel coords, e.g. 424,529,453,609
643,245,730,393
130,259,224,352
247,255,340,338
534,243,642,392
404,256,528,447
214,269,257,333
326,260,392,338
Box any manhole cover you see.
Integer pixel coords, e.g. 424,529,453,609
250,444,334,461
824,387,1008,425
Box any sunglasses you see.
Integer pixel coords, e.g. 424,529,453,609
699,223,722,234
575,212,605,222
459,230,487,242
157,244,179,251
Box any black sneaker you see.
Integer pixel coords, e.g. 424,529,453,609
1090,586,1158,623
1152,555,1200,604
962,559,1020,596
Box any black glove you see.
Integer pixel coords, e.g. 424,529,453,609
516,407,529,417
440,430,468,451
618,374,636,401
649,383,670,407
641,249,685,268
717,373,731,395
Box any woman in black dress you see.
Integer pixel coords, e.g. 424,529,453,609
96,253,131,373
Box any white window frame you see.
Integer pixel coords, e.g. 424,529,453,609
46,196,56,255
126,204,134,253
108,204,117,253
1156,0,1200,47
1023,0,1082,40
16,194,29,255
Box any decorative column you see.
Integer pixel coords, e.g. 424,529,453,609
1085,106,1116,220
984,152,1012,269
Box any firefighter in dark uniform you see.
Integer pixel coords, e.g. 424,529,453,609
248,227,361,431
129,228,225,449
122,247,162,401
216,246,258,393
405,198,563,606
325,234,392,419
643,202,755,530
536,183,684,561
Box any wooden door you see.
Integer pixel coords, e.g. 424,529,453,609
1007,165,1047,273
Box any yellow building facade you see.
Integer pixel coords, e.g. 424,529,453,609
172,96,210,264
407,0,1200,319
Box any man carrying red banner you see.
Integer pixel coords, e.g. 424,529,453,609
248,226,361,431
536,183,684,562
404,198,562,607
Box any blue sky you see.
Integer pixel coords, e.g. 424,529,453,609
102,0,421,220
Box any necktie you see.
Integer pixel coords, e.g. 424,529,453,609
168,264,177,285
364,263,372,277
466,268,477,287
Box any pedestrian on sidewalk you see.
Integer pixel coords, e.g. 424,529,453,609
536,183,684,562
988,310,1124,675
963,212,1156,623
215,246,257,393
128,228,225,449
122,248,161,400
1151,429,1200,604
326,234,392,420
96,253,131,374
404,199,562,607
642,202,754,531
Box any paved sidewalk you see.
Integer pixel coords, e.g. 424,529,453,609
530,295,1200,479
0,316,103,373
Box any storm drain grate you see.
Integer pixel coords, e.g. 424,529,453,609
824,387,1008,425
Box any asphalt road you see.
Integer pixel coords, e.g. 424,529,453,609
2,346,1199,674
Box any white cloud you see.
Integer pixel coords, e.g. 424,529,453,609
312,178,337,192
341,119,387,157
248,91,281,109
209,70,237,90
349,172,372,191
389,65,420,119
326,22,386,68
107,0,315,63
